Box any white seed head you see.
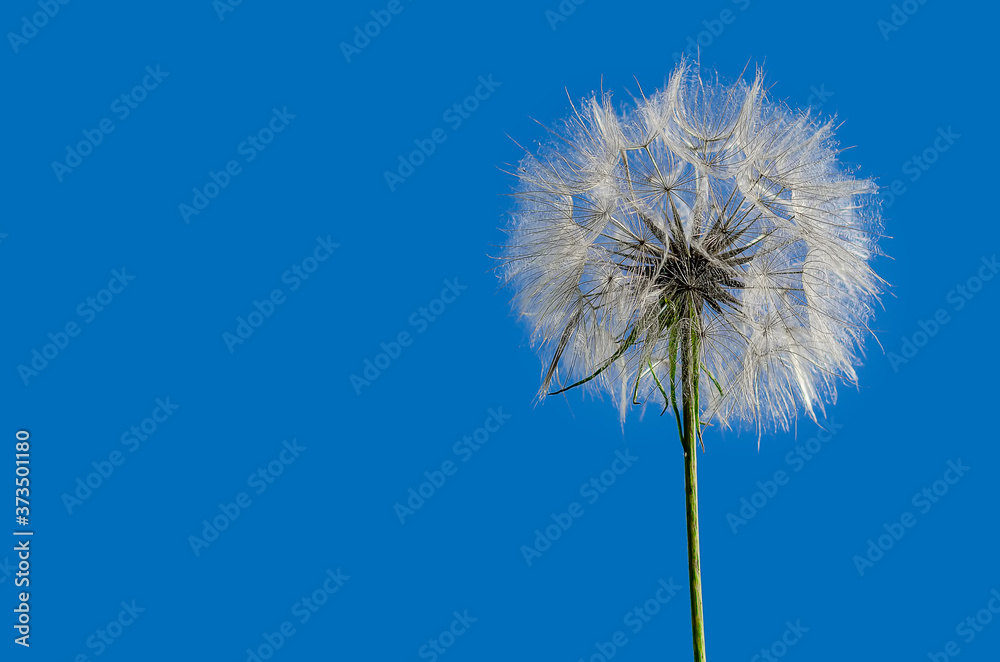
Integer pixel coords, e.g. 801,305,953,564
499,61,884,435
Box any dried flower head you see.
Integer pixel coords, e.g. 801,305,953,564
499,60,883,434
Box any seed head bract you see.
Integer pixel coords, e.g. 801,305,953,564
498,60,884,435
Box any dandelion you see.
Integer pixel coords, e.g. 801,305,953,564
497,60,883,661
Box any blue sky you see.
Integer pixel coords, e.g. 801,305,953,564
2,0,998,660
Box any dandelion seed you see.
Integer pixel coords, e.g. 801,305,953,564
497,60,884,662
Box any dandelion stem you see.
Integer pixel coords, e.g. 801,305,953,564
681,311,707,662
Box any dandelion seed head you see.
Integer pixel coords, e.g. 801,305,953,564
499,60,884,435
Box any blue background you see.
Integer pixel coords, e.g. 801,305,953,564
2,0,998,660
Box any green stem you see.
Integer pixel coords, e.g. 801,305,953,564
681,315,707,662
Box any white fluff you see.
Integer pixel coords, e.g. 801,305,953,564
499,61,884,435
